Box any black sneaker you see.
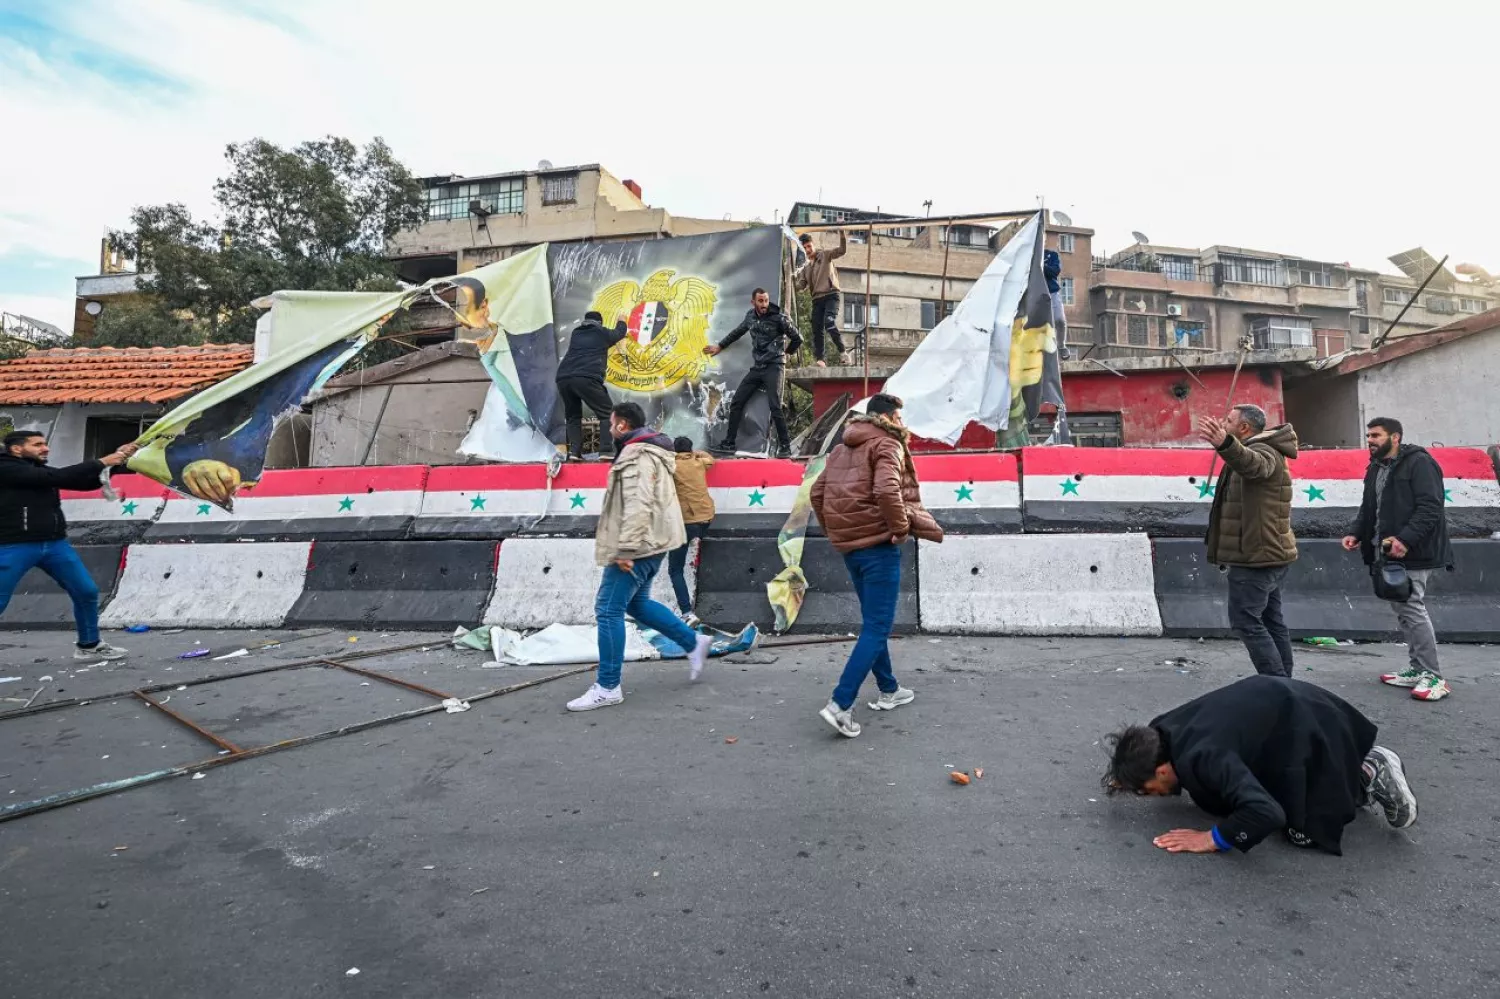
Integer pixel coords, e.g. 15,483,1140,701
774,445,793,459
710,440,738,455
1366,746,1417,828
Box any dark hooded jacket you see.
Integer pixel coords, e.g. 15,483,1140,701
1152,676,1378,855
556,318,629,383
1205,424,1299,567
1349,443,1453,571
0,454,105,545
716,304,802,369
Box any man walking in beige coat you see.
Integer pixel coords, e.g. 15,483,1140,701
567,403,714,711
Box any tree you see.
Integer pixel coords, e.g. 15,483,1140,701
107,136,425,345
91,297,203,349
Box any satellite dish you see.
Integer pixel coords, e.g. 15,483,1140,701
84,301,104,317
1131,231,1150,245
1052,210,1072,227
538,159,553,170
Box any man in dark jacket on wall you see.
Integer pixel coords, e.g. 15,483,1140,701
555,310,628,460
703,288,802,458
0,431,136,661
809,394,943,738
1198,405,1299,677
1102,675,1418,857
1342,417,1454,702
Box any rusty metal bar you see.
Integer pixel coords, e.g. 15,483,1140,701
133,690,244,754
319,660,453,701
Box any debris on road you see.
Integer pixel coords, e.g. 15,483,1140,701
178,649,211,660
471,887,490,895
124,625,151,633
974,767,984,779
346,968,360,977
724,736,738,744
211,649,249,661
950,771,971,786
442,698,471,713
191,773,205,780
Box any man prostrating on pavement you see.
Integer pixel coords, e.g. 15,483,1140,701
1102,675,1417,856
703,288,802,458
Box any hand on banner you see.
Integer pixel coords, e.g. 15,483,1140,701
1197,416,1229,447
183,459,242,505
702,344,722,357
100,451,131,468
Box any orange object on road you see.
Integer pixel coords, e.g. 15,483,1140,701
950,771,970,786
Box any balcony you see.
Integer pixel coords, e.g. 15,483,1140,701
75,272,146,299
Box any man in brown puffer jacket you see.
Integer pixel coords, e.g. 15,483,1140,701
1199,405,1299,677
810,393,944,738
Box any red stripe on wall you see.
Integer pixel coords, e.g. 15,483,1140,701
61,473,173,501
911,452,1019,482
213,465,431,498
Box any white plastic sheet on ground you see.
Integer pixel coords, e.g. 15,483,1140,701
882,214,1041,445
493,622,660,666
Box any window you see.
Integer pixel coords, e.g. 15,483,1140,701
1383,287,1411,304
1127,315,1148,346
1291,263,1340,287
1355,279,1370,310
424,177,525,221
1248,316,1314,349
1173,319,1206,347
1315,330,1347,358
1160,256,1201,281
1459,297,1486,313
1094,314,1113,344
919,299,956,330
1220,256,1286,286
1357,317,1371,336
1426,296,1455,314
844,295,879,330
943,225,990,248
1069,412,1125,448
1060,277,1075,306
84,417,143,461
540,173,577,205
1059,233,1076,254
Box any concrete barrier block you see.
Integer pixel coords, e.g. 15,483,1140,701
482,538,690,630
694,536,919,635
0,545,124,630
286,540,499,630
1155,538,1500,642
918,534,1161,636
100,542,312,629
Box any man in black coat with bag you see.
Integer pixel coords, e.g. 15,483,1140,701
1341,416,1454,702
1102,676,1418,857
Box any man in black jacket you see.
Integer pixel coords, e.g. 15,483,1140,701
1342,416,1454,702
0,431,136,661
555,310,627,460
702,288,802,458
1102,676,1418,857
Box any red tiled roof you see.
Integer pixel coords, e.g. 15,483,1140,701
0,344,255,405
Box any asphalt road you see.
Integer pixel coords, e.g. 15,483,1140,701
1,628,1497,999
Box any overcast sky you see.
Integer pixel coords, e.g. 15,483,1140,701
3,0,1495,333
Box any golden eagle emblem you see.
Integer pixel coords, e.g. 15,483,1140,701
590,269,718,393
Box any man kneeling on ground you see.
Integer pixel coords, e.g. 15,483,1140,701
1102,675,1417,856
567,403,713,712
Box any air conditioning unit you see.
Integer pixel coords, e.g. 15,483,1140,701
1166,304,1184,317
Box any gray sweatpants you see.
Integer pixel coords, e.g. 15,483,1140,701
1386,568,1440,677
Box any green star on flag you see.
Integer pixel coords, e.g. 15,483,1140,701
1443,488,1452,502
338,496,355,511
1303,484,1325,502
569,492,586,509
470,495,487,511
1059,479,1080,496
1197,480,1215,499
196,503,211,516
954,484,975,502
748,489,766,506
120,501,138,515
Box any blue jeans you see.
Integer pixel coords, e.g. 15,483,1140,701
595,553,701,690
831,542,902,710
668,522,709,614
0,539,101,646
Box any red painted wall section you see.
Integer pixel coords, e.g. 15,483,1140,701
806,366,1287,448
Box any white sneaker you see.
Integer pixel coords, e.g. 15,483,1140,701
688,633,713,681
75,642,127,662
566,683,623,712
868,686,915,711
681,611,701,629
818,700,861,738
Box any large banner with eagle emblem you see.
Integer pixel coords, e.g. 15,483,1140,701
544,226,784,451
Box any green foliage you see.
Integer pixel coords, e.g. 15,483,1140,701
107,136,425,346
90,298,203,349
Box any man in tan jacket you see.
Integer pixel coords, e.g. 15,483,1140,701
1199,404,1299,677
797,232,849,366
667,437,714,627
810,393,944,737
567,403,713,712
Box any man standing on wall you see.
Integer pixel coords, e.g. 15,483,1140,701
555,310,627,460
703,288,802,459
567,403,713,712
1198,405,1299,677
810,393,944,738
1342,417,1453,702
796,232,849,367
0,431,136,662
